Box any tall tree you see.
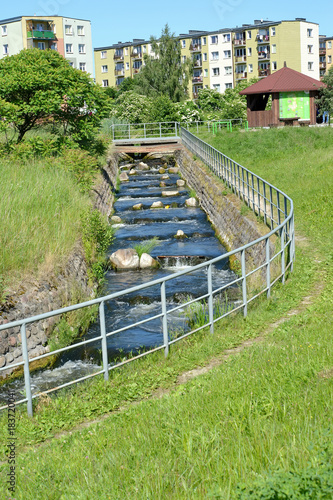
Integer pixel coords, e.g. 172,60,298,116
0,49,107,143
135,24,192,102
316,66,333,117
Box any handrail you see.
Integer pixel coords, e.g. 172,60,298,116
0,128,294,416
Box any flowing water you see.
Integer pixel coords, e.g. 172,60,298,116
2,156,237,401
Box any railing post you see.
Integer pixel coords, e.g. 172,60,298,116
266,237,271,298
21,323,33,417
263,182,267,225
144,123,146,139
208,264,214,334
159,122,162,138
99,301,109,381
241,250,247,317
161,282,169,357
281,225,286,285
269,186,274,229
128,123,131,140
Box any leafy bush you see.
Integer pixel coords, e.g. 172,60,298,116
54,148,100,194
80,208,115,264
110,90,152,124
173,100,203,124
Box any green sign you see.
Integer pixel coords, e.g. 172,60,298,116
279,91,310,120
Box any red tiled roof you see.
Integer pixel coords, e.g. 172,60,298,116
239,66,325,95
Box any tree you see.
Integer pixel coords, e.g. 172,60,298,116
135,24,192,102
197,88,224,112
0,49,107,143
316,66,333,117
110,91,152,123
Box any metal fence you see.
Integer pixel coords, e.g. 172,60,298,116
0,128,294,416
111,121,179,141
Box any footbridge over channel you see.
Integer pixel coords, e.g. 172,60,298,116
111,122,182,154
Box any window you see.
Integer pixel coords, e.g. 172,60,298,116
272,61,277,70
79,62,86,71
65,25,73,35
204,68,208,77
126,62,129,70
1,25,7,36
50,42,57,50
247,31,251,39
307,45,313,54
225,66,232,75
68,61,74,68
247,47,252,56
101,51,107,59
202,37,206,45
77,25,85,36
307,28,313,37
308,61,313,71
271,44,276,54
3,44,9,55
212,67,220,76
213,84,221,92
102,80,109,87
102,65,108,73
328,41,332,49
271,27,276,36
133,60,142,69
182,55,186,63
125,47,128,55
66,43,73,54
225,83,232,89
328,55,332,63
143,45,147,53
79,44,85,54
248,63,253,73
211,51,219,60
181,39,186,48
211,35,218,44
38,42,45,50
224,50,231,58
223,33,230,43
203,52,207,61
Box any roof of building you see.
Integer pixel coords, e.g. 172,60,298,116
0,15,91,25
239,66,325,95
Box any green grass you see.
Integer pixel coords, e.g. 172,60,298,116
0,158,92,290
0,127,333,499
132,237,160,257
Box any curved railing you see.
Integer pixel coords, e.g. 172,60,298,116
0,129,294,416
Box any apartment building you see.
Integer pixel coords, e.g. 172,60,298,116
319,35,333,78
232,19,319,83
94,18,320,98
0,16,93,74
95,39,154,88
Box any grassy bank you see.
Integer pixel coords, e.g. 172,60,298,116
0,127,332,498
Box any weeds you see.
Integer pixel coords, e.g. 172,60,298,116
132,237,160,258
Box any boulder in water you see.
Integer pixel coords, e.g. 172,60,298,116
151,201,164,209
169,167,179,174
128,169,137,175
161,174,169,180
162,190,179,197
185,197,198,207
177,179,185,187
110,215,122,224
140,253,159,269
110,248,139,270
119,172,129,182
159,167,166,174
138,161,149,170
133,203,143,210
174,230,187,239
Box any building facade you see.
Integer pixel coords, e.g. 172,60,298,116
94,18,320,98
319,35,333,78
0,16,93,75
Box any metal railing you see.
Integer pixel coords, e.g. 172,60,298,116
0,128,294,416
111,122,179,141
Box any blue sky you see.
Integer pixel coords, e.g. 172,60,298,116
1,0,331,48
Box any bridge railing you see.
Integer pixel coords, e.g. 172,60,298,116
111,121,179,141
0,129,294,416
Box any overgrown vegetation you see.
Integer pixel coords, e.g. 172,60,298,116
0,128,332,498
132,237,160,257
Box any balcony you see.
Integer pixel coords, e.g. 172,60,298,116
235,55,247,63
235,71,247,80
233,38,246,46
319,48,326,55
115,69,125,76
190,44,201,52
131,51,142,59
194,59,202,67
258,68,270,77
257,34,269,43
192,75,203,83
113,54,124,60
133,68,141,74
258,52,270,60
27,30,56,40
320,62,326,69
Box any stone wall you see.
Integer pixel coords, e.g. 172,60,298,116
175,148,269,272
0,161,116,378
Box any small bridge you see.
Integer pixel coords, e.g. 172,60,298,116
111,122,183,153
